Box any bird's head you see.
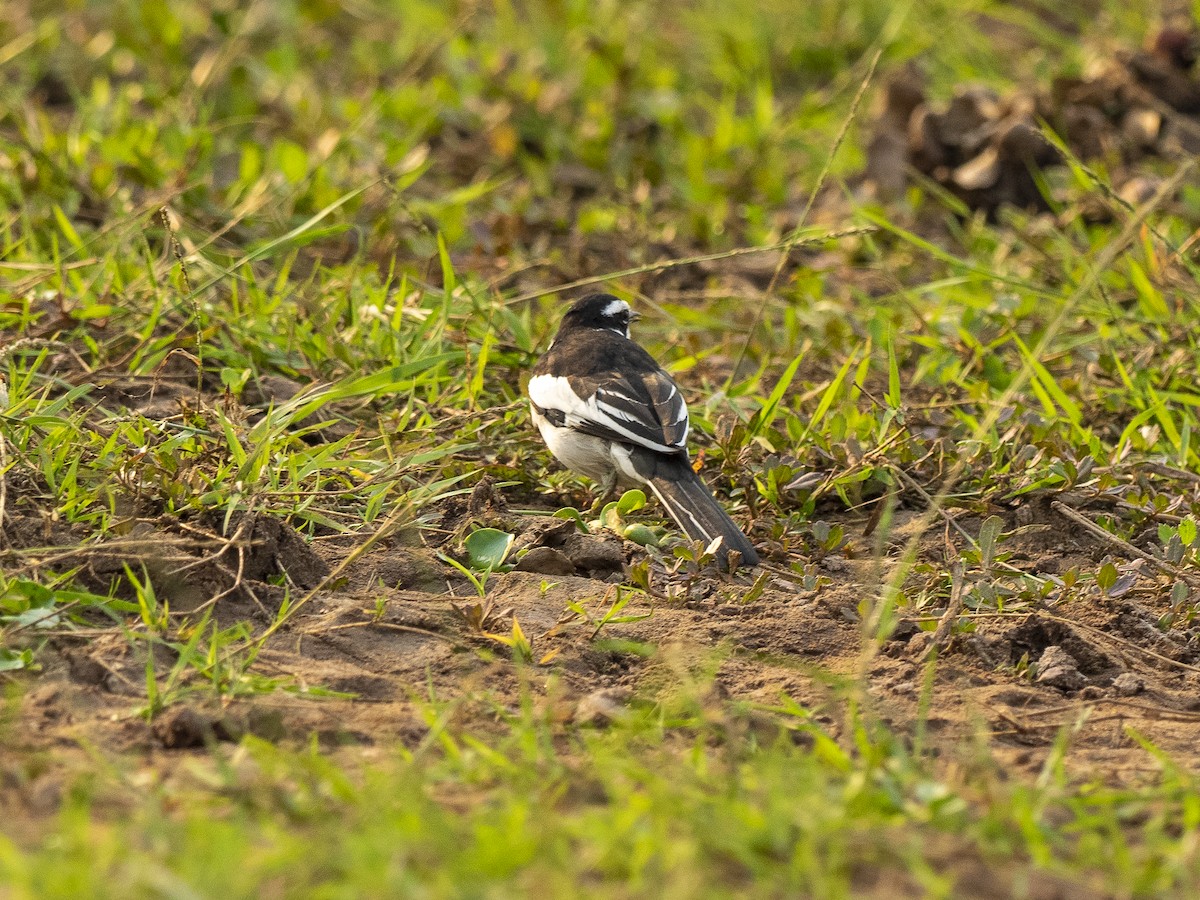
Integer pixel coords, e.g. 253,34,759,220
558,293,639,339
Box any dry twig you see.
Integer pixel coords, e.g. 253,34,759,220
1051,499,1200,588
925,563,965,661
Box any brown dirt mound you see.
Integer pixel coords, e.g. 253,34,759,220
864,23,1200,215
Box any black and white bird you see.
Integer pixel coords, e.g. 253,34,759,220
528,293,758,568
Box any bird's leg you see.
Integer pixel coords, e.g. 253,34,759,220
590,471,620,511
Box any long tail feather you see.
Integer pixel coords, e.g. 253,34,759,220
645,461,758,568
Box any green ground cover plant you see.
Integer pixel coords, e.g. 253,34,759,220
4,0,1200,896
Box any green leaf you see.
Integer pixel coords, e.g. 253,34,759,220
437,232,456,295
276,139,309,183
465,528,514,572
978,516,1004,570
886,333,901,409
1171,580,1190,608
0,648,33,672
802,350,858,441
553,507,589,532
1116,404,1163,457
1128,259,1169,321
1096,562,1118,592
6,607,60,629
751,347,806,440
238,142,262,183
1012,333,1081,425
220,367,251,392
616,489,646,515
53,205,83,248
1179,516,1197,547
621,524,659,546
600,502,623,533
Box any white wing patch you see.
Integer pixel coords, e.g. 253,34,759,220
528,373,687,455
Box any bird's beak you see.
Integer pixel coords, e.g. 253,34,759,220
629,310,642,322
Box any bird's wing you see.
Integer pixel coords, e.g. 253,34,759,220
528,368,689,455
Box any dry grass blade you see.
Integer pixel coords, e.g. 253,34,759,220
503,227,875,305
729,47,884,383
924,562,965,660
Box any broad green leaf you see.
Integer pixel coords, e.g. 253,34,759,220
616,489,646,515
465,528,514,572
622,524,659,546
1096,562,1118,592
1179,517,1198,547
978,516,1004,570
1171,581,1190,607
1128,259,1169,321
751,347,806,440
0,649,32,672
886,334,901,408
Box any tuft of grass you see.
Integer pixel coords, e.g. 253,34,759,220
3,685,1200,898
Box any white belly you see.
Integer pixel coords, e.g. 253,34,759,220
531,407,642,488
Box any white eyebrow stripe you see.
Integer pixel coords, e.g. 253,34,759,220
601,299,629,318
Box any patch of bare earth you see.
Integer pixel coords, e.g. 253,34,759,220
7,485,1200,806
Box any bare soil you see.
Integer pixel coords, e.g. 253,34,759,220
6,451,1200,839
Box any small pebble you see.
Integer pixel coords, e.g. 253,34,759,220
1036,645,1085,692
1111,672,1144,696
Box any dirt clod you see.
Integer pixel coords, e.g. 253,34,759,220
864,22,1200,214
561,533,625,579
1036,646,1085,692
64,651,109,686
240,515,330,589
152,707,239,749
514,546,577,576
1111,672,1145,696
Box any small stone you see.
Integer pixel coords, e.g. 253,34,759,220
24,774,63,816
1112,672,1144,696
1036,645,1085,692
942,87,1002,148
65,652,109,686
514,546,576,577
1122,108,1162,149
561,533,624,577
1117,176,1162,207
996,118,1058,165
248,374,304,405
908,105,948,171
906,631,934,658
245,708,287,742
